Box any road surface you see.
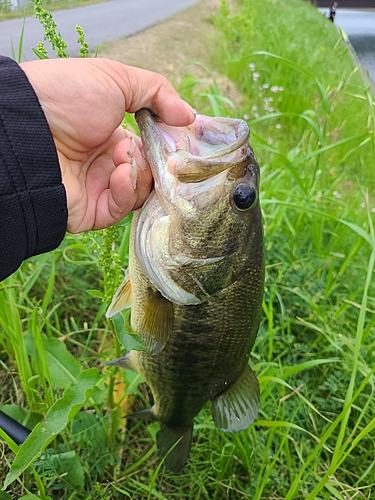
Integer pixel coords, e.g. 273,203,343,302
336,9,375,80
320,8,375,80
0,0,200,61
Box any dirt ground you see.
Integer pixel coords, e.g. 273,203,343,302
97,0,243,107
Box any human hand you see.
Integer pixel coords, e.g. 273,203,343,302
20,58,195,233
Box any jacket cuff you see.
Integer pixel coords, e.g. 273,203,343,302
0,57,67,280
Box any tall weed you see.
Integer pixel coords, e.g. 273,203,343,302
209,0,375,497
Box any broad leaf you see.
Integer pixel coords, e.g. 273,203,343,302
43,337,82,388
4,368,100,488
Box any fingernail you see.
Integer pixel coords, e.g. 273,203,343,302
130,157,137,190
183,100,197,116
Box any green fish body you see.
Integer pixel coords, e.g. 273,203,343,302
106,109,264,472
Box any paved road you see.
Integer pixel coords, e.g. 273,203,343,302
0,0,200,61
320,8,375,80
335,8,375,36
336,9,375,80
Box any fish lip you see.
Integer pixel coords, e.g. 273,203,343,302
135,108,250,159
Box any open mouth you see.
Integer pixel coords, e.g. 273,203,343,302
135,109,252,184
155,114,250,160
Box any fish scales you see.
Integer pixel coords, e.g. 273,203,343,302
137,258,264,426
106,109,264,473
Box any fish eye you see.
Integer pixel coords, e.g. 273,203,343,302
233,183,257,211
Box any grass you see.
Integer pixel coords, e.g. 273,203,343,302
1,0,375,498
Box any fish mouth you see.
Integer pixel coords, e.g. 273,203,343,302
136,108,249,157
135,109,251,183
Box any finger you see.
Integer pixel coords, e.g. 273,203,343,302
107,159,152,224
131,156,153,210
113,134,150,198
113,132,145,171
111,145,152,210
78,130,150,230
136,76,196,126
92,162,136,229
103,60,196,126
93,153,152,230
153,96,196,127
150,93,196,127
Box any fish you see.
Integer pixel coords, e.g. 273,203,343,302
105,109,264,473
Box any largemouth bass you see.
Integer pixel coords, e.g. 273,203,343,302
106,109,264,473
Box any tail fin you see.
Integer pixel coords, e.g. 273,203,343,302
156,424,193,473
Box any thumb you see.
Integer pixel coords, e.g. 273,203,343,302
99,59,196,126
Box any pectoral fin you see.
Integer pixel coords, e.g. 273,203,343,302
211,365,260,432
140,288,174,354
106,272,132,318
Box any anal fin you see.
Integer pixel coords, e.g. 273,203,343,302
211,365,260,432
156,424,193,474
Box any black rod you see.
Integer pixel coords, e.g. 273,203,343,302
0,409,31,445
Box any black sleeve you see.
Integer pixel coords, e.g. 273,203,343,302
0,56,67,282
